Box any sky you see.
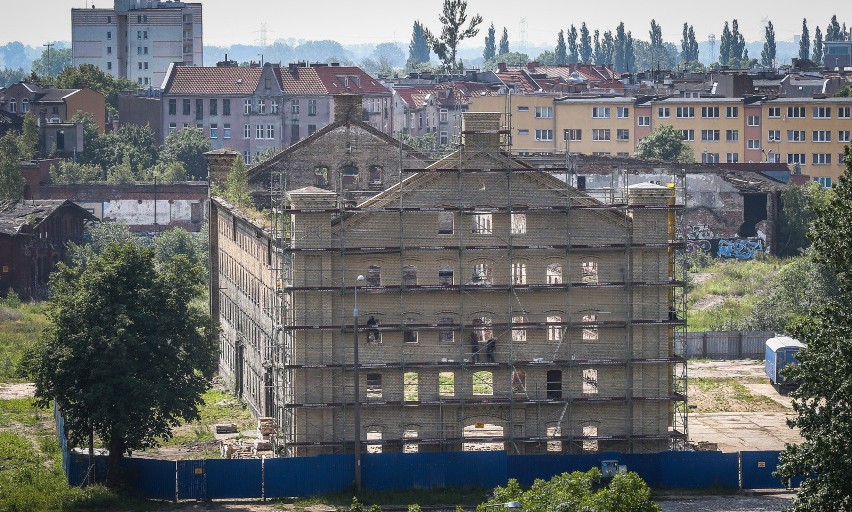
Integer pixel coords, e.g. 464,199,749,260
2,0,846,48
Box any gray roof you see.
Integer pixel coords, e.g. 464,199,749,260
0,200,94,236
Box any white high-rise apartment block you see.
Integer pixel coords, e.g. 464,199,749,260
72,0,202,88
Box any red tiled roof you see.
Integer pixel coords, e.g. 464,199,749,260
164,66,264,95
394,86,436,108
279,65,390,95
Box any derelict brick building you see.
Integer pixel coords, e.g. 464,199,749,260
210,112,687,456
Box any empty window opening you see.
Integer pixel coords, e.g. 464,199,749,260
511,213,527,234
403,428,419,453
439,267,454,286
546,370,562,399
547,425,562,452
366,265,381,287
512,315,527,342
576,175,587,190
463,422,504,451
368,165,383,187
512,370,527,396
582,368,598,395
582,314,599,340
404,318,418,343
439,317,455,343
582,423,599,453
547,315,562,341
470,263,493,286
547,262,562,284
438,211,454,234
403,372,418,401
439,372,454,397
366,373,382,399
365,315,381,344
472,213,492,234
342,165,359,189
473,371,494,395
582,261,599,283
740,193,768,238
314,166,329,188
511,262,527,285
366,428,382,453
402,265,417,286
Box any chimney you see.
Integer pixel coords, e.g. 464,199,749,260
497,62,508,73
527,61,539,70
332,94,363,123
203,149,241,190
461,112,502,151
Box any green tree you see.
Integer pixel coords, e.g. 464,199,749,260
424,0,483,72
747,249,839,332
372,42,405,69
66,222,140,270
0,132,24,200
835,86,852,97
720,21,732,65
592,30,602,65
407,21,431,67
480,469,660,512
49,160,102,185
26,243,217,486
649,19,665,68
776,149,852,508
579,23,592,64
731,19,746,63
555,29,567,65
799,19,810,61
681,23,699,63
0,67,26,88
567,25,579,64
55,64,136,119
614,23,627,72
601,30,614,66
154,227,205,268
826,14,842,42
483,51,530,71
30,47,72,78
813,26,824,65
224,155,252,208
484,23,496,61
499,27,509,55
777,180,833,257
146,160,187,184
534,50,557,65
106,155,135,184
625,32,636,72
160,128,212,180
19,111,39,159
635,125,695,163
761,21,776,66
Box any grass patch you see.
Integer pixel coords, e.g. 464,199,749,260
158,387,253,447
687,258,782,331
0,301,49,382
688,377,787,413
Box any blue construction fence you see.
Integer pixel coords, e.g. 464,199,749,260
63,449,798,501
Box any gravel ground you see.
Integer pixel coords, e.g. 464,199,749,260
657,492,795,511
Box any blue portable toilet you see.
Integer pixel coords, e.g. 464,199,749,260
765,336,806,391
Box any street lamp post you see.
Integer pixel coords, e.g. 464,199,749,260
353,274,365,491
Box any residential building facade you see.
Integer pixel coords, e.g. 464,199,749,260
0,83,107,133
71,0,203,87
471,94,852,186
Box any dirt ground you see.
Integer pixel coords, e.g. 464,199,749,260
687,360,802,452
0,382,35,399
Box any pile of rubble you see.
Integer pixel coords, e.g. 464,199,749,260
217,417,277,459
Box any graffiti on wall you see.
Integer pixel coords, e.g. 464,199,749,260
686,239,712,253
685,224,715,240
716,238,765,260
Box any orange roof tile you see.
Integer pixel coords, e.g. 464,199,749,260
164,66,263,95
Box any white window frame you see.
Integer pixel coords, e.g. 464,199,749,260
638,116,650,126
747,115,760,126
535,106,553,118
591,107,610,118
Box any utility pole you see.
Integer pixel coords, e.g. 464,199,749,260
43,42,54,78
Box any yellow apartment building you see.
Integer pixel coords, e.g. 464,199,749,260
470,94,852,185
760,97,852,187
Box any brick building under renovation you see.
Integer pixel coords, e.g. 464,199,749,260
210,111,687,456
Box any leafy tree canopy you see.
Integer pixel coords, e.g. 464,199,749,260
25,243,217,486
56,64,136,119
776,148,852,508
0,131,25,200
424,0,483,72
479,469,660,512
160,128,212,180
635,125,694,163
